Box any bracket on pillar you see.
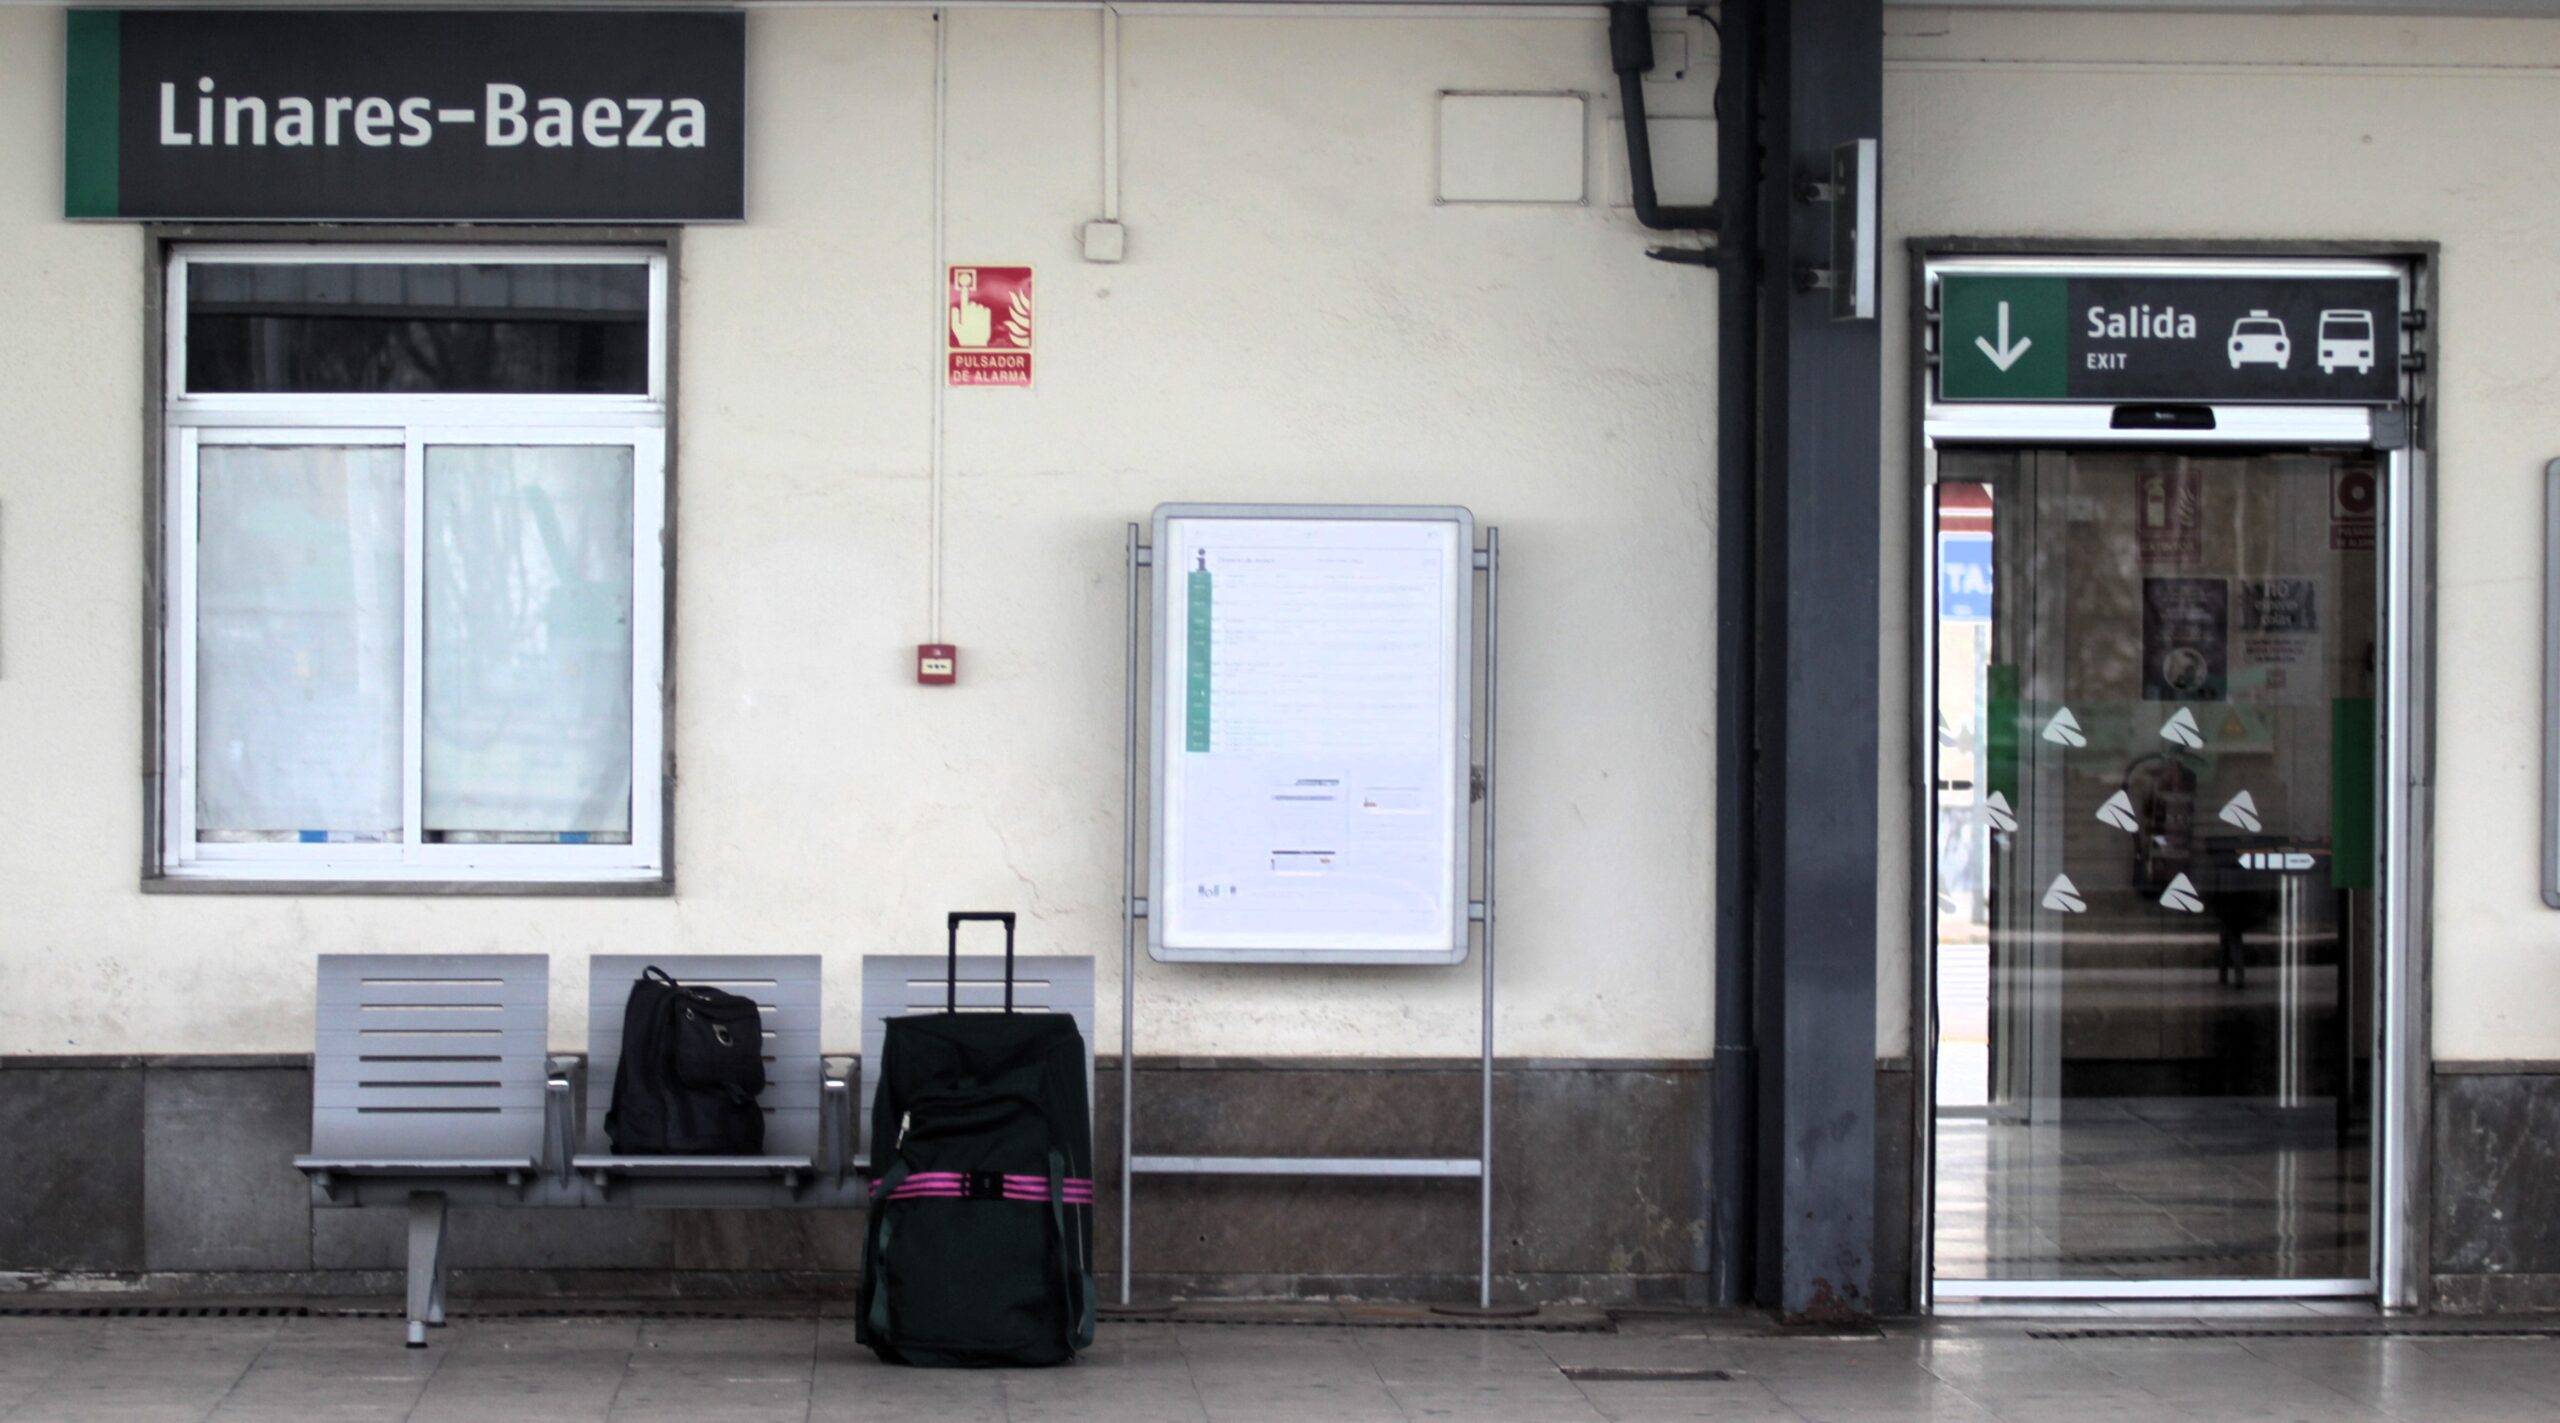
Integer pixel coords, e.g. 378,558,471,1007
1794,138,1879,321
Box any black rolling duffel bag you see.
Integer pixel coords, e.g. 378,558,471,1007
857,912,1096,1367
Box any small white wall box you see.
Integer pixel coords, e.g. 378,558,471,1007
1437,92,1587,205
1080,220,1126,263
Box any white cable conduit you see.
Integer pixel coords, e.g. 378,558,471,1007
1103,5,1122,225
929,5,949,645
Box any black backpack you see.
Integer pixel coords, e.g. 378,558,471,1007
605,965,768,1155
858,913,1095,1368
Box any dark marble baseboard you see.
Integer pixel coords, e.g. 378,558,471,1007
0,1267,1705,1310
1106,1272,1707,1307
2432,1069,2560,1295
1874,1062,1915,1316
49,1056,2548,1312
0,1056,1728,1306
1097,1060,1714,1304
0,1269,867,1300
2432,1061,2560,1075
0,1054,1951,1310
2430,1273,2560,1313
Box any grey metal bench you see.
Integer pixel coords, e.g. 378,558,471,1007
301,953,866,1348
295,954,560,1346
299,950,1092,1347
857,953,1095,1167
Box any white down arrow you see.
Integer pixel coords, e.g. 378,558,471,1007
1975,301,2033,372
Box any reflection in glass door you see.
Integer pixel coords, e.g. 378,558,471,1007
1930,449,2379,1291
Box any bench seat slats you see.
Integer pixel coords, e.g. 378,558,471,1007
308,956,552,1166
313,1084,550,1111
876,982,1093,1010
572,1154,815,1176
627,1083,826,1111
315,1057,554,1088
318,1028,546,1052
322,1004,547,1034
309,1110,547,1159
296,1156,538,1175
318,979,546,1009
579,996,822,1024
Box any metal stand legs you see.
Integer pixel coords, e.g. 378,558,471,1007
405,1192,448,1347
1115,525,1512,1312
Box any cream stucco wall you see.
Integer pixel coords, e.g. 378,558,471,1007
0,7,1720,1058
1880,9,2560,1062
11,2,2559,1072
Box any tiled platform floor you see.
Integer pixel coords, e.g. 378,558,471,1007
7,1305,2560,1421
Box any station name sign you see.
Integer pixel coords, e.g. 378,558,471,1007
1939,273,2403,404
64,9,746,222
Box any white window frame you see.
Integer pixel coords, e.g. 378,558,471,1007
157,243,670,887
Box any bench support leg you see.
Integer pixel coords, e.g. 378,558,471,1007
405,1192,448,1347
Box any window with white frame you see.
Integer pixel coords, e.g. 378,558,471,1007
157,245,668,885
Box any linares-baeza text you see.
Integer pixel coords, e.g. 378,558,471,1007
159,79,711,150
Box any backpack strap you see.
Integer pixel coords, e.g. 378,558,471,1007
1048,1149,1096,1352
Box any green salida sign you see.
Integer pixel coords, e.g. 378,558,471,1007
1939,273,2402,405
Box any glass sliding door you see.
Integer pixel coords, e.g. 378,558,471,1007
1930,447,2380,1291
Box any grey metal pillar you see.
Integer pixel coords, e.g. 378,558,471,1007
1750,0,1882,1323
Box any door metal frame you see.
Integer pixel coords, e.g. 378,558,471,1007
1904,242,2436,1312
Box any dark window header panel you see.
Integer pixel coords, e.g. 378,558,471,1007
184,262,649,396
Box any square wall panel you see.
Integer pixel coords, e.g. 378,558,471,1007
1437,92,1587,205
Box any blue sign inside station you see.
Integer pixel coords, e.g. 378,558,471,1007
1939,533,1993,621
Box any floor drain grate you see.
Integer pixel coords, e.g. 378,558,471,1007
450,1307,775,1322
1183,1315,1611,1333
1560,1365,1733,1381
0,1301,1610,1332
0,1304,314,1319
2034,1326,2560,1342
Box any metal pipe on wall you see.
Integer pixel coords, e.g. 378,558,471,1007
1609,3,1720,233
1707,0,1761,1308
1478,527,1501,1309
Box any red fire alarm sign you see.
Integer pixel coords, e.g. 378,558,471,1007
916,644,958,685
948,265,1032,387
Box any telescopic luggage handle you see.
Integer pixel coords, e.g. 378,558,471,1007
947,911,1017,1013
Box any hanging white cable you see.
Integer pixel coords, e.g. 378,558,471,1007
929,6,949,643
1102,5,1121,223
1079,5,1129,262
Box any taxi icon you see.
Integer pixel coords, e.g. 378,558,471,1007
2228,311,2290,370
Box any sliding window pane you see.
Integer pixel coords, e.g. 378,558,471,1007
424,446,635,842
196,445,404,841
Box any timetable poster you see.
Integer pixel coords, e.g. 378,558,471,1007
1153,512,1471,961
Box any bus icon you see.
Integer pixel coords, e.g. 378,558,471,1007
2318,309,2376,375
